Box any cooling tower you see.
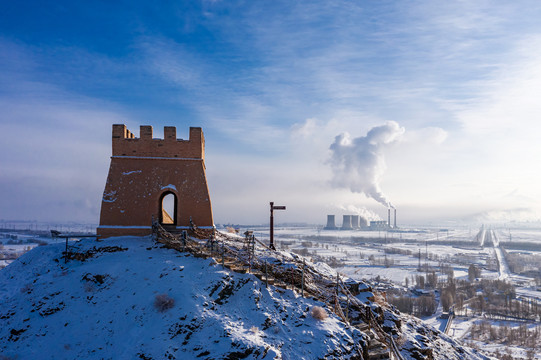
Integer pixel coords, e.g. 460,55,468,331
359,216,369,228
341,215,353,230
351,215,360,229
324,215,337,230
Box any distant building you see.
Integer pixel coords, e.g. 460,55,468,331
369,220,389,230
341,215,353,230
324,215,337,230
351,215,360,229
324,214,394,231
359,217,369,228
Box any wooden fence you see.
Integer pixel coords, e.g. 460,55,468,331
152,220,404,360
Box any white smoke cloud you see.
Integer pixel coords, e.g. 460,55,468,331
329,121,405,208
338,205,381,222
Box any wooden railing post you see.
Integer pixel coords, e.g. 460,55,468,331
301,259,305,297
265,260,268,288
221,237,225,267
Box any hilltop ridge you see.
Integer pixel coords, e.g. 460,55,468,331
0,235,493,359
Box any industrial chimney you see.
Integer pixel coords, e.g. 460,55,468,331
341,215,353,230
388,208,391,229
394,208,397,229
324,215,337,230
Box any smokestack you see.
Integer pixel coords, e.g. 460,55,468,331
351,215,360,229
394,208,397,229
341,215,352,230
325,215,337,230
388,208,391,228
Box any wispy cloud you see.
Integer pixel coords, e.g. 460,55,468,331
3,1,541,224
0,39,135,222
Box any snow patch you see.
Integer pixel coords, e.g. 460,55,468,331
160,184,177,191
102,190,117,203
121,170,142,175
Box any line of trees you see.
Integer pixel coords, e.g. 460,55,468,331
502,247,541,278
451,278,541,321
388,292,437,317
470,320,541,350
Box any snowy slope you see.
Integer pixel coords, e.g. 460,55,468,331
0,237,365,359
0,236,493,360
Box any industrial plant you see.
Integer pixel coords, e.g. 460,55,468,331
324,208,398,231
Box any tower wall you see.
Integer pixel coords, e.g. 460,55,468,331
97,125,213,238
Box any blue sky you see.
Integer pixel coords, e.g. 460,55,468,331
2,1,541,226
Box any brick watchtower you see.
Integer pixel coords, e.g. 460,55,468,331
97,125,214,238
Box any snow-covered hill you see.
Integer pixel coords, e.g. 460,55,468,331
0,236,492,359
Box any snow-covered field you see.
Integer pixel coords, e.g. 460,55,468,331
0,232,68,268
232,224,541,359
3,223,541,358
0,234,495,360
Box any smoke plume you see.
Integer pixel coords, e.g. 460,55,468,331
329,121,404,208
338,205,381,221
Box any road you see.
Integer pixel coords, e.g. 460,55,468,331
477,226,486,247
482,229,511,280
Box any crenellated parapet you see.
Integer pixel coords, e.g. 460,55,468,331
112,124,204,159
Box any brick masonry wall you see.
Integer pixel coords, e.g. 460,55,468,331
111,125,204,159
98,125,213,238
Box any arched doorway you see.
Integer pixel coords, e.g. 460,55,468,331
159,192,177,225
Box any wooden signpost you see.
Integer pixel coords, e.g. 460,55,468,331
269,201,286,250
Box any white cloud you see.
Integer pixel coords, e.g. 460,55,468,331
138,36,206,91
445,35,541,212
4,2,541,225
291,118,318,138
469,208,540,223
0,40,133,222
458,41,541,138
402,127,448,145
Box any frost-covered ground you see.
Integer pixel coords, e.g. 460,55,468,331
453,318,541,360
3,223,540,358
235,224,541,359
0,234,496,360
0,236,367,359
0,232,69,268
